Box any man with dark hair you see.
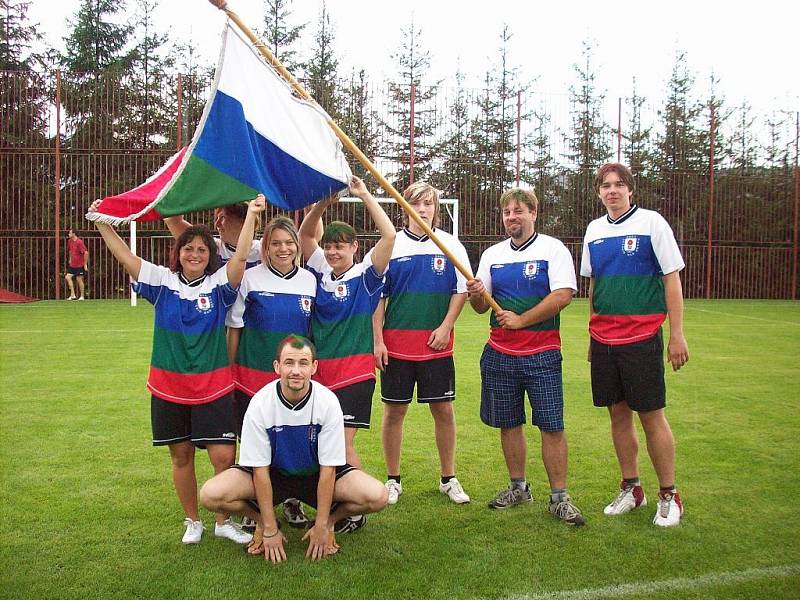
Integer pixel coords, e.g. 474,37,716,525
466,188,585,526
65,229,88,300
199,335,388,562
581,163,689,528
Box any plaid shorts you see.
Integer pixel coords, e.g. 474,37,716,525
479,345,564,431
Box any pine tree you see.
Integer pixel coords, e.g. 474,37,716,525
260,0,306,74
0,0,50,234
125,0,175,149
59,0,135,203
339,68,381,186
304,1,339,118
432,66,474,202
169,35,213,146
382,17,441,189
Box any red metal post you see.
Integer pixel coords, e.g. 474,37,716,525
515,90,522,186
792,111,799,299
617,97,622,162
705,104,716,299
409,83,416,184
54,69,62,300
176,73,183,149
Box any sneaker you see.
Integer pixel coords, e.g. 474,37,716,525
214,519,254,544
439,477,470,504
549,495,587,526
334,514,367,534
487,484,533,509
653,490,684,527
241,515,257,532
67,295,76,301
182,518,204,544
604,481,647,515
385,479,402,505
78,296,85,301
283,498,309,528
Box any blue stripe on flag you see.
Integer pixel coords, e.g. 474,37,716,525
194,91,347,211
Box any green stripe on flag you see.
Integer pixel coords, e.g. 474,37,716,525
151,326,230,374
594,275,666,316
157,154,260,216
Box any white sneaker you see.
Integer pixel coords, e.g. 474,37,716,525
439,477,470,504
604,482,647,515
182,518,204,544
653,491,684,527
214,518,254,544
67,295,76,301
385,479,402,505
282,498,309,528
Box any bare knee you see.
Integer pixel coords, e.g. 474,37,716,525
429,401,454,424
367,483,389,513
207,444,235,472
199,477,224,512
383,404,408,426
169,443,195,469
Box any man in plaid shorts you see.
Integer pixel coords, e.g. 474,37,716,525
466,188,585,526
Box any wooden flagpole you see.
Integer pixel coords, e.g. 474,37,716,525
208,0,502,314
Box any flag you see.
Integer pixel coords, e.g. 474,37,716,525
88,23,352,224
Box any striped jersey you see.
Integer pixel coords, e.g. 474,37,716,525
227,264,317,396
239,381,345,475
379,228,469,360
476,232,577,356
580,205,684,345
133,261,238,404
306,247,384,390
215,238,262,270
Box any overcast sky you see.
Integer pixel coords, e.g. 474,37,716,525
28,0,800,113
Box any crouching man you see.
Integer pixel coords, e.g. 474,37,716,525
200,335,388,563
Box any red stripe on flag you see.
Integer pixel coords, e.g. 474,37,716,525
97,147,188,221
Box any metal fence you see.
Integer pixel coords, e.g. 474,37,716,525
1,70,798,300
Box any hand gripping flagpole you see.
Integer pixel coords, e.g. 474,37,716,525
207,0,502,314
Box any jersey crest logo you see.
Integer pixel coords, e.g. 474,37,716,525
299,296,313,314
524,261,539,279
431,255,446,274
333,283,349,301
196,294,213,312
623,236,639,254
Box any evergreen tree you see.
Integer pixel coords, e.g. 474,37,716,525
59,0,135,205
433,66,474,203
260,0,306,74
382,16,441,189
565,40,611,170
304,1,339,117
0,0,50,234
727,100,759,172
169,35,213,145
125,0,175,149
623,78,655,175
339,68,381,186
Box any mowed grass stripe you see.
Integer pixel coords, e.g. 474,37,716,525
506,564,800,600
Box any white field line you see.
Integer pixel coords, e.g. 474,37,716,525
686,306,800,326
503,564,800,600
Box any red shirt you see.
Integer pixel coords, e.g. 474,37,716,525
67,238,87,268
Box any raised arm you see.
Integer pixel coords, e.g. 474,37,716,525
350,177,395,274
225,195,266,287
163,215,192,240
299,197,335,261
372,298,388,370
87,200,141,280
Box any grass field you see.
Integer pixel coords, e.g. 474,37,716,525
1,299,799,599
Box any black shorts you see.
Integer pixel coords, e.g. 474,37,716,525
334,380,375,429
67,266,86,277
233,388,253,438
151,393,237,448
590,331,666,412
234,464,356,509
380,356,455,404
